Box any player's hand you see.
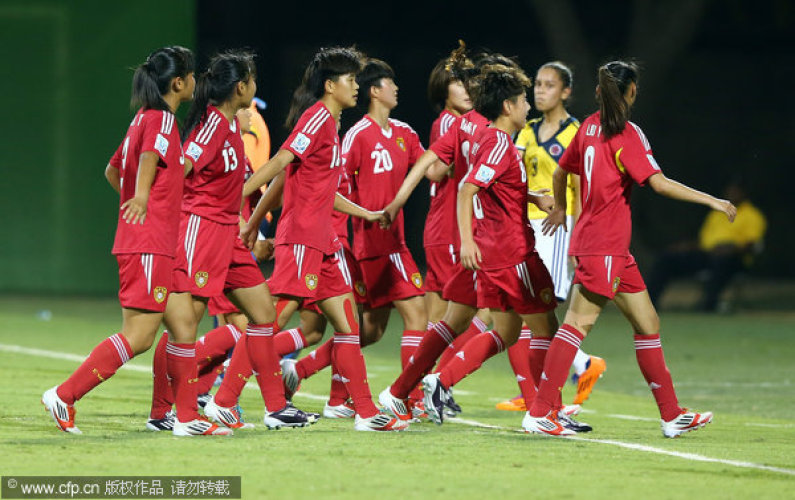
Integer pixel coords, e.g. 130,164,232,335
376,210,392,229
541,208,566,236
382,202,399,229
253,238,275,261
239,221,258,250
569,255,579,269
120,195,148,224
712,198,737,222
460,239,482,270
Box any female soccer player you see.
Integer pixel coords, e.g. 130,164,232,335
523,61,735,437
40,47,231,436
496,61,605,412
238,46,406,431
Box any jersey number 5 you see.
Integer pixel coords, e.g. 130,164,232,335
371,149,393,173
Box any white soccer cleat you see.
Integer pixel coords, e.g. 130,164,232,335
559,404,582,417
41,386,81,435
421,374,449,425
661,409,713,438
280,358,300,399
378,387,412,421
522,411,576,436
173,417,233,436
354,412,409,432
322,401,356,419
203,395,254,429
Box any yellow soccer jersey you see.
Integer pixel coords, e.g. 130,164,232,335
516,116,580,219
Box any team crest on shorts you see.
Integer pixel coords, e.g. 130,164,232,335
396,137,406,151
354,281,367,297
411,273,423,289
194,271,209,288
612,276,621,293
305,273,318,290
540,288,554,304
153,286,167,304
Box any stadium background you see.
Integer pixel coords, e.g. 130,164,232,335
1,0,793,295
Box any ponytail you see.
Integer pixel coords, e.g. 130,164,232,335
131,46,194,111
597,61,638,138
183,50,256,141
285,46,363,130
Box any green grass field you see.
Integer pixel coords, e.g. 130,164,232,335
1,295,793,499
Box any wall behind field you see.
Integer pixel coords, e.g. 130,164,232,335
0,1,196,294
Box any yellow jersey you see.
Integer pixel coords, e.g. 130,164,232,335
516,116,579,219
699,200,766,252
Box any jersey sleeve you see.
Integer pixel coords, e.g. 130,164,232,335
139,112,173,166
617,122,661,185
109,139,124,170
429,121,458,164
408,129,425,165
281,106,331,160
341,128,361,177
184,113,223,172
558,125,583,174
465,134,510,189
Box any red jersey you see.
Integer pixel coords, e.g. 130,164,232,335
110,108,184,257
332,169,352,241
342,115,424,260
276,101,342,254
424,110,458,248
560,112,661,256
464,127,534,270
182,106,246,225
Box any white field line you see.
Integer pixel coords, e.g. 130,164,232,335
4,343,795,476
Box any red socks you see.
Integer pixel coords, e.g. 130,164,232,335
58,333,133,405
529,324,583,417
435,319,484,370
400,329,424,367
332,331,378,418
635,334,682,421
214,335,252,408
296,337,333,379
328,367,350,406
149,332,172,419
392,321,454,399
438,330,505,389
166,341,201,422
196,324,241,374
274,328,307,357
245,323,287,412
507,328,536,404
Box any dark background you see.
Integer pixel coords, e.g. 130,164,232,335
1,0,792,294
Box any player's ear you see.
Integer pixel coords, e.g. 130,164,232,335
502,98,512,116
324,78,335,95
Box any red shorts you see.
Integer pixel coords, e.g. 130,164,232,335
303,244,364,309
208,294,239,316
358,249,424,309
173,213,265,297
442,265,478,308
268,243,351,302
477,253,557,315
573,254,646,299
116,253,174,312
424,244,459,293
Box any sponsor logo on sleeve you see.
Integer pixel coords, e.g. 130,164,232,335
474,164,495,184
155,134,169,157
290,133,311,154
186,142,203,161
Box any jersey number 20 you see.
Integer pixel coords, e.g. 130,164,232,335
372,149,393,173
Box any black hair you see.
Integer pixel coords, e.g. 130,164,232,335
463,51,520,93
183,50,256,141
285,46,364,130
131,46,194,111
470,64,531,121
539,61,573,89
427,40,473,113
597,60,639,138
357,58,395,107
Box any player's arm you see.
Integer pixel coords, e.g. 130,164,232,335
120,152,158,225
425,159,452,182
647,173,736,221
571,173,582,222
457,182,482,270
527,188,553,213
104,164,121,194
241,171,285,250
541,166,569,235
383,149,440,222
243,149,294,198
335,193,387,225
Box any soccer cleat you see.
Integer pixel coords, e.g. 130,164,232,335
560,404,581,417
522,411,576,436
495,395,526,412
557,413,592,433
411,400,429,420
146,410,176,431
203,395,254,429
263,403,314,429
280,358,300,400
197,392,212,409
378,387,411,421
444,389,463,416
41,386,81,434
573,356,606,405
173,417,233,436
661,409,713,438
354,412,409,432
323,400,356,419
421,374,449,425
